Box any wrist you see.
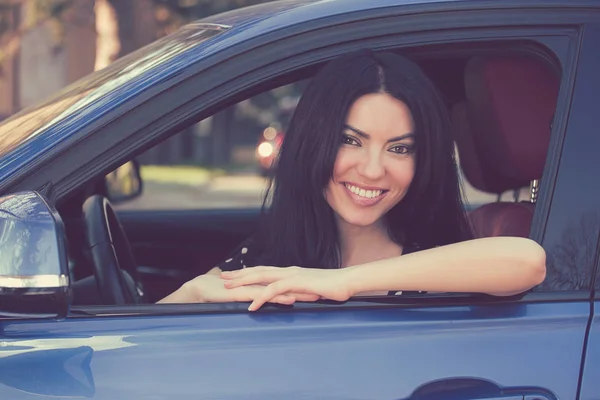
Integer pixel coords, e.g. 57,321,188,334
341,266,365,297
181,279,206,303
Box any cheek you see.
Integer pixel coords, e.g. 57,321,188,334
389,158,416,189
331,149,352,181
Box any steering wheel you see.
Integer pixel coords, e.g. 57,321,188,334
82,195,144,305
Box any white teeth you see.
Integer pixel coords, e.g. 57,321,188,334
345,184,384,199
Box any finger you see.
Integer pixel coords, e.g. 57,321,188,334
222,266,298,280
265,293,318,304
231,286,296,306
291,293,320,302
249,280,297,311
223,270,290,288
221,266,273,279
268,294,296,305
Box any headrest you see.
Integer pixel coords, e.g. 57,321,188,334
452,103,521,193
456,56,559,193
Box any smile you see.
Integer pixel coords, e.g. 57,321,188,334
343,183,388,206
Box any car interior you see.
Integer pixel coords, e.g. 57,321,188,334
55,40,562,306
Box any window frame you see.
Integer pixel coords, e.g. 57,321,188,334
550,23,600,299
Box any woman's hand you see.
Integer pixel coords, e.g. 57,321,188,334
158,273,319,305
221,266,354,311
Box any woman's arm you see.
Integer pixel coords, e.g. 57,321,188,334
221,237,547,310
345,237,546,297
156,267,221,303
158,267,319,304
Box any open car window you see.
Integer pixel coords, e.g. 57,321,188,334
92,40,569,308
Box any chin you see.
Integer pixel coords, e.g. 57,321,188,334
338,211,382,227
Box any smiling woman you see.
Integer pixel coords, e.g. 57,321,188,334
159,49,546,308
326,94,416,229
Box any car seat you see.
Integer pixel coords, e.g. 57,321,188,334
452,55,560,238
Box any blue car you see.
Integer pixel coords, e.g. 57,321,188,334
1,0,599,398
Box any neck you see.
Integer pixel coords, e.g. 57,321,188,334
337,217,402,267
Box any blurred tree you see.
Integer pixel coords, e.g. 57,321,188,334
0,0,74,72
0,0,277,69
152,0,275,36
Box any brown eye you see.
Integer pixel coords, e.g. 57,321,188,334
342,135,360,146
389,144,413,154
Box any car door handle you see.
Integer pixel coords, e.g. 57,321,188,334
470,396,551,400
470,397,522,400
402,378,556,400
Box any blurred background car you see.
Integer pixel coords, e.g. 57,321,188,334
256,126,284,176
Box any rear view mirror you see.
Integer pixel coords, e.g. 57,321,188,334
105,160,143,203
0,191,70,318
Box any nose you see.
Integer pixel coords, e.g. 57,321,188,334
356,150,385,181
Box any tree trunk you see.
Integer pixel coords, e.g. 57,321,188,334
105,0,135,58
94,0,119,71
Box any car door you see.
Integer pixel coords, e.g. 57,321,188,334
580,286,600,400
568,23,600,400
1,3,599,400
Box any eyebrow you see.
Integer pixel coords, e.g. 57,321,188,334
344,124,414,143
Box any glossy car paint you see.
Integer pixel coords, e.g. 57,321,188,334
0,191,70,318
579,304,600,400
573,27,600,398
0,191,67,277
0,302,586,399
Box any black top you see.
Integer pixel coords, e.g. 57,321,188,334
217,239,427,297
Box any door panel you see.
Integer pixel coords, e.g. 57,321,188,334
579,302,600,400
0,302,587,399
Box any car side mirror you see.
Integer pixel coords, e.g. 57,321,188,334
0,191,70,318
104,160,143,204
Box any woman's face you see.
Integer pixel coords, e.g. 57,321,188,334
325,93,416,228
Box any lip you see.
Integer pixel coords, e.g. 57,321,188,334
342,183,388,207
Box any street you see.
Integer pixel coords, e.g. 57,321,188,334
115,173,268,210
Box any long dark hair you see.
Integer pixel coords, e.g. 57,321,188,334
249,49,472,269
